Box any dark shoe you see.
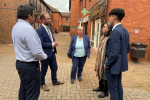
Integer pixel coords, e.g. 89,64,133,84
40,84,49,91
93,87,103,91
53,81,65,85
71,79,74,84
78,78,82,81
98,92,108,98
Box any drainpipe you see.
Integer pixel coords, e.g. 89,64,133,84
105,0,109,22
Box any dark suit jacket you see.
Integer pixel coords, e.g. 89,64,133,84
67,35,91,59
36,25,57,58
105,24,130,74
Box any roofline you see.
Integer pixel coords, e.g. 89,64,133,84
40,0,52,11
52,12,62,17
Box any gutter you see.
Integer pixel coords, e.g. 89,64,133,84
105,0,109,22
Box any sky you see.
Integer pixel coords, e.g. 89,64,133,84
44,0,69,12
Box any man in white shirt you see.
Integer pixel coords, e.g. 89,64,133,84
36,13,64,91
12,5,47,100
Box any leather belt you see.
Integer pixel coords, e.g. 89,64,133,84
17,60,39,63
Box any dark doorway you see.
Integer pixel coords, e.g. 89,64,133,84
84,22,88,35
63,25,70,32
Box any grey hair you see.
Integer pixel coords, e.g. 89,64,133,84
77,26,83,30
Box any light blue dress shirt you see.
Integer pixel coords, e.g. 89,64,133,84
11,19,47,62
74,37,86,57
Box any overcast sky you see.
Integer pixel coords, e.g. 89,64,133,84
44,0,69,12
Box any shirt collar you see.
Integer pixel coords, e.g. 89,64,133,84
112,23,121,30
18,19,31,26
42,24,49,29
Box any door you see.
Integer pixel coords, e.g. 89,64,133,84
84,22,88,35
94,19,101,49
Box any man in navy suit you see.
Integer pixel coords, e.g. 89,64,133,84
104,8,130,100
36,13,64,91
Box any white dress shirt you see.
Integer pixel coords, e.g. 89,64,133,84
42,24,54,47
11,19,47,62
112,23,121,31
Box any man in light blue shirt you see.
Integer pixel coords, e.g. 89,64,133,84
11,5,47,100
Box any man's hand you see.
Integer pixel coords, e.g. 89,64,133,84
68,56,70,59
53,41,58,47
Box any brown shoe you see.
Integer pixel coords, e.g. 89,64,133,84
40,84,49,91
53,81,65,85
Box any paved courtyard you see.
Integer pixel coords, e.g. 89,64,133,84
0,32,150,100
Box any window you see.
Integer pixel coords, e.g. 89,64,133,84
40,1,41,9
66,18,68,23
43,5,44,11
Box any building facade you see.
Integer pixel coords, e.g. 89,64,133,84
47,4,62,33
0,0,27,44
69,0,150,61
47,5,70,33
0,0,52,44
61,12,70,32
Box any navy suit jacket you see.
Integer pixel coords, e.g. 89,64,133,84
67,35,91,59
36,25,56,58
105,24,130,74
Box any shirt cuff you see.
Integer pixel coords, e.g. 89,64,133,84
104,64,109,68
52,43,54,48
43,53,48,59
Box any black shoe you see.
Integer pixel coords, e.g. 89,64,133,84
98,92,108,98
93,87,103,91
71,79,74,84
78,78,82,81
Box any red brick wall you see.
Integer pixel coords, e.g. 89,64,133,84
0,0,27,44
70,0,83,36
61,17,70,26
70,0,98,36
86,0,99,11
52,13,61,33
61,17,70,32
0,0,52,44
106,0,150,61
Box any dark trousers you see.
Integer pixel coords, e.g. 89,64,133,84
99,79,108,93
41,53,58,85
71,56,87,80
105,68,123,100
16,60,40,100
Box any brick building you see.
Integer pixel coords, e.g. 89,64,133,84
61,12,70,32
0,0,52,44
47,5,70,33
47,4,62,33
69,0,150,61
0,0,27,44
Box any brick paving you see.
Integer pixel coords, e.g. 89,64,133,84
0,32,150,100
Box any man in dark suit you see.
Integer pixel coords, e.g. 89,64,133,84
36,13,64,91
104,8,130,100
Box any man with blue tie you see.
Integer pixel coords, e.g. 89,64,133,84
104,8,130,100
12,5,48,100
36,13,64,91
